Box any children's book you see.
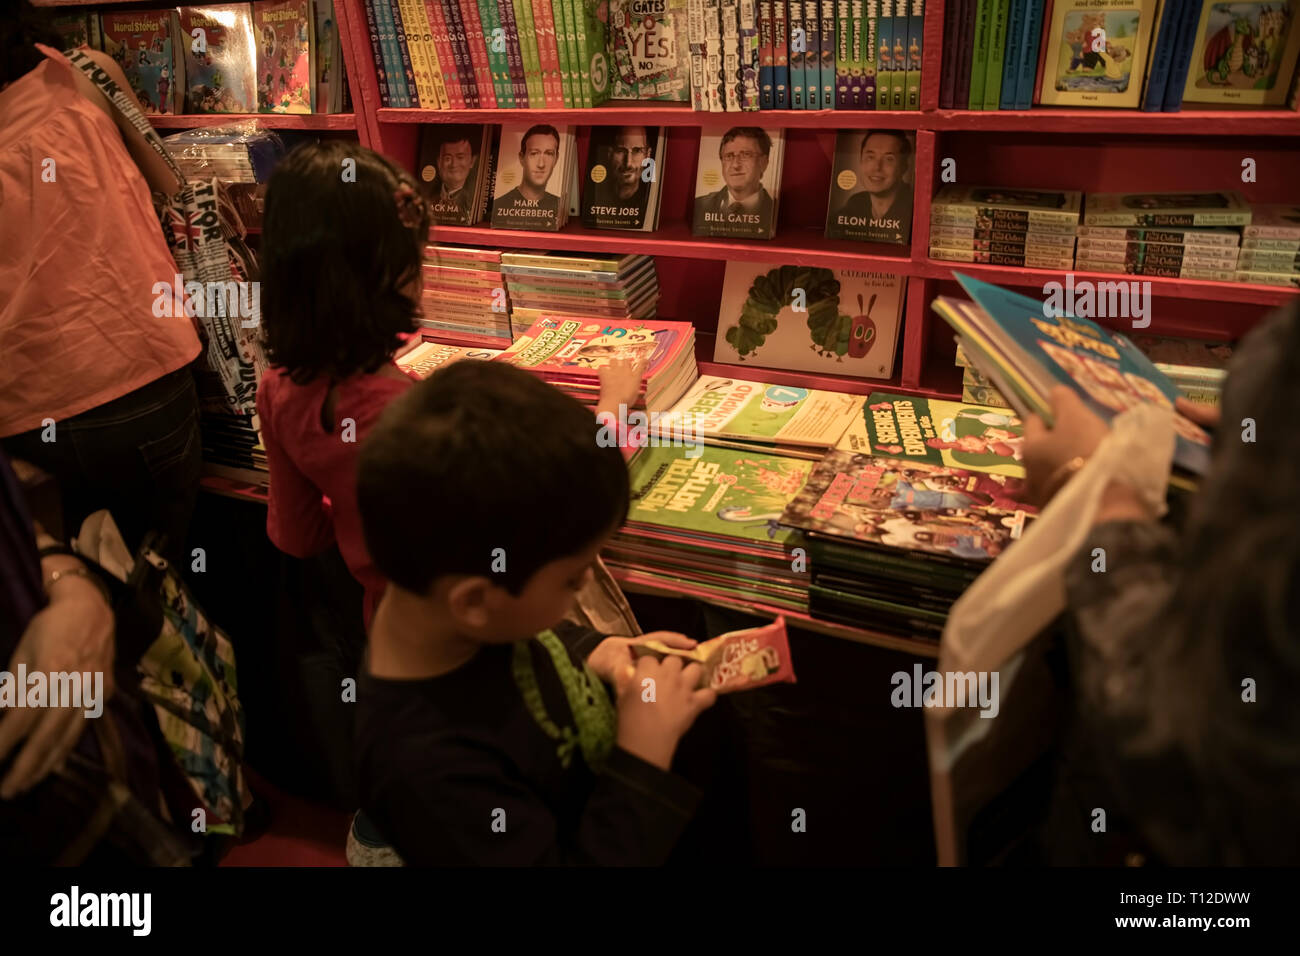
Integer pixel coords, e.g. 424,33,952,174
779,451,1035,562
1082,190,1252,226
253,0,314,113
609,0,693,100
99,8,183,114
1244,203,1300,238
179,4,259,113
837,391,1027,477
1181,0,1300,106
1038,0,1159,107
632,617,797,693
714,263,905,378
930,272,1213,478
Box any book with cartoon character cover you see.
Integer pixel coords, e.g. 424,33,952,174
778,450,1035,563
1181,0,1300,106
1038,0,1158,108
99,8,184,114
838,392,1027,477
252,0,314,113
179,4,259,113
631,617,796,693
930,272,1213,479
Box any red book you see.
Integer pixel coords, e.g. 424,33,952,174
422,0,463,107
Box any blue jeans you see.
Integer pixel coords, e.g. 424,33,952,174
3,366,202,566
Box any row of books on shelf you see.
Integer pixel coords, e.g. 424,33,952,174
942,0,1300,111
49,2,350,115
930,186,1300,287
359,0,930,110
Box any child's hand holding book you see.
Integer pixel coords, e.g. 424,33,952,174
611,653,717,772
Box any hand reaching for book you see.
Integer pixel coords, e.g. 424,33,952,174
1023,386,1112,505
595,356,647,420
586,631,696,685
611,651,716,773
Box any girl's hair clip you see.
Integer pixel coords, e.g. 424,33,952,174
394,181,426,230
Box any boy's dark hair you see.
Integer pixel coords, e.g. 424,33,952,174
519,124,560,154
357,360,630,596
261,141,431,384
1,2,64,87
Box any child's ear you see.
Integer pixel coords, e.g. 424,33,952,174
445,576,498,631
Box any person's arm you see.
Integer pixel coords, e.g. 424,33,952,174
595,356,648,461
257,387,335,558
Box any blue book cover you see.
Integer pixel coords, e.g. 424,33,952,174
1142,0,1185,112
937,273,1212,476
1162,0,1201,111
375,0,410,107
1012,0,1044,110
999,0,1026,110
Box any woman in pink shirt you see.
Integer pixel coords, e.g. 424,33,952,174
0,15,202,563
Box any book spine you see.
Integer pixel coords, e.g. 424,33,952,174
950,0,972,107
572,0,598,107
906,0,921,109
938,0,959,108
496,0,528,106
400,0,438,108
1162,0,1199,112
998,0,1024,109
967,0,988,109
456,0,497,107
891,0,905,106
533,0,561,107
787,0,803,107
820,0,835,109
1140,0,1174,110
689,0,707,109
805,0,821,108
373,0,405,106
425,0,464,108
390,0,422,106
564,0,587,107
772,0,788,107
835,0,850,107
1243,236,1300,250
759,0,776,107
412,0,451,108
982,0,1008,110
550,0,575,106
476,0,511,106
875,0,891,110
1031,0,1052,105
721,0,740,110
856,0,870,108
1013,0,1042,109
741,0,761,109
363,0,392,106
513,0,544,107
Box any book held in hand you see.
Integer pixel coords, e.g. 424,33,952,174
692,126,786,239
631,618,796,693
824,129,916,245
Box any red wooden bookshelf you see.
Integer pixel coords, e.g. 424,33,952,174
149,113,357,130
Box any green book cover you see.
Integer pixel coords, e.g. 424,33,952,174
476,0,513,106
625,445,813,546
550,0,575,106
875,0,892,109
968,0,990,109
891,0,905,107
513,0,545,105
982,0,1009,110
561,0,586,106
573,0,611,107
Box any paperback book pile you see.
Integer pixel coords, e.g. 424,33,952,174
417,125,496,226
494,316,698,410
1238,203,1300,288
397,341,502,378
651,375,863,460
500,252,660,328
1078,190,1249,280
930,186,1082,268
420,244,512,348
161,123,286,227
941,0,1300,111
954,344,1013,407
932,272,1214,487
778,449,1035,637
605,446,815,612
490,124,578,233
1130,333,1233,407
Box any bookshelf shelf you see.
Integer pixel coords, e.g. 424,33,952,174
148,113,357,130
378,103,933,129
933,108,1300,135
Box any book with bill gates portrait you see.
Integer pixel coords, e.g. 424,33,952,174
692,127,786,239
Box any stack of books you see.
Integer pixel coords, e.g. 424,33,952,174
954,344,1011,408
162,123,286,227
605,446,815,613
1239,204,1300,288
929,186,1082,269
1077,191,1250,280
419,244,513,348
1130,334,1233,408
397,340,503,378
500,252,660,329
494,316,698,411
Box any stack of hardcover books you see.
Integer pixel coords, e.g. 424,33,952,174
162,123,286,228
419,244,513,349
500,252,660,329
929,186,1082,269
1077,191,1249,281
1130,333,1233,408
1238,204,1300,288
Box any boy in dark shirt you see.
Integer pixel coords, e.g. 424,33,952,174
354,360,717,865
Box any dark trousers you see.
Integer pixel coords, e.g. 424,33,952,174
3,366,202,566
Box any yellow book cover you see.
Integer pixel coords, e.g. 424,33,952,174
1039,0,1159,107
1182,0,1300,106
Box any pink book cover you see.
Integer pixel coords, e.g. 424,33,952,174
253,0,313,113
496,317,694,383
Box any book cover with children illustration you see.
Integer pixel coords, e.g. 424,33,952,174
837,392,1027,478
779,451,1035,563
654,376,863,450
1039,0,1158,107
179,4,259,113
253,0,314,113
99,9,182,114
1183,0,1300,105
